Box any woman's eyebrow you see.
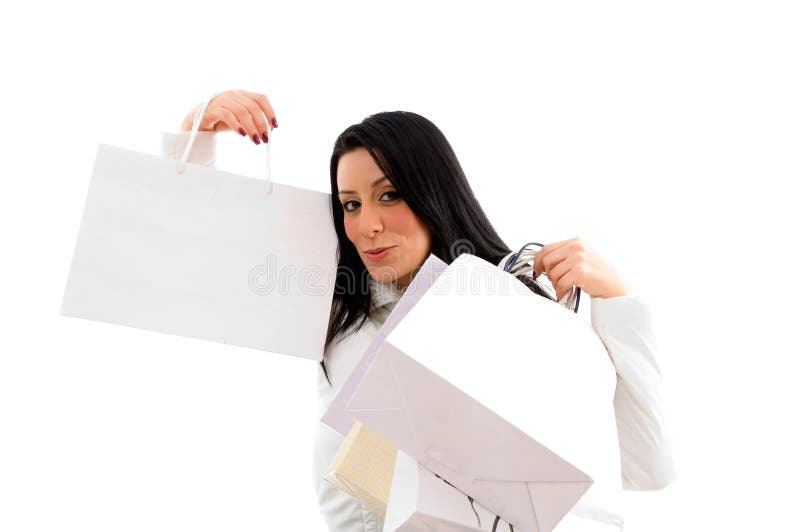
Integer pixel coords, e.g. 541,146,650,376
338,176,389,195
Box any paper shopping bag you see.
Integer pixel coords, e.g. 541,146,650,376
324,421,398,517
345,253,625,531
321,252,449,435
61,143,337,360
385,449,514,532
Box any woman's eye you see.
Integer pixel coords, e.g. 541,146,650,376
342,200,360,213
380,191,401,202
341,192,399,213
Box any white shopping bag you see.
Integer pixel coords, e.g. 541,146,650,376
386,449,515,532
345,254,625,531
322,252,448,434
61,103,337,360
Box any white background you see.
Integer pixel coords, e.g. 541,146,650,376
1,1,798,530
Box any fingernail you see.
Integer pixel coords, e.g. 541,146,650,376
261,132,269,143
271,118,278,128
252,134,261,145
238,128,246,136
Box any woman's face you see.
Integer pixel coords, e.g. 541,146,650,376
337,147,431,290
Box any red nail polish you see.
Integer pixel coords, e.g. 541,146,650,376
252,134,261,145
271,118,278,128
261,132,269,143
238,128,246,136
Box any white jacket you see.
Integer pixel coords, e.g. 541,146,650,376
162,132,677,531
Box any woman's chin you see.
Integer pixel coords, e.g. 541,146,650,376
367,266,400,284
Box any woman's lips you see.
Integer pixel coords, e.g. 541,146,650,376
363,246,396,262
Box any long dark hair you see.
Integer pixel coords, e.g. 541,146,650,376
322,111,554,383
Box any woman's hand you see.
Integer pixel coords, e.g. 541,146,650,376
180,90,278,145
532,237,632,300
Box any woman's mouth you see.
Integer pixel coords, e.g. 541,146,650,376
363,246,396,262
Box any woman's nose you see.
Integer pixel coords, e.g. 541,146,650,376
359,204,383,237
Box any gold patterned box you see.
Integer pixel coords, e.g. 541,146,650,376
324,421,398,517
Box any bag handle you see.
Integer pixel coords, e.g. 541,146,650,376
176,91,274,194
498,242,581,313
433,473,515,531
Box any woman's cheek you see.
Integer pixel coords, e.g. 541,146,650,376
384,205,422,239
343,216,359,246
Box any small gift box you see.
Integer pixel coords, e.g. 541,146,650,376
324,420,398,517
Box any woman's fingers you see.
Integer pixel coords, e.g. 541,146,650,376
207,106,242,134
533,240,570,279
230,92,271,144
547,256,575,300
187,90,278,145
242,91,278,130
221,97,262,144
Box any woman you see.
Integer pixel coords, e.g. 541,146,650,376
163,89,676,531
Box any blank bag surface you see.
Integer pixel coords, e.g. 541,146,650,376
61,143,338,360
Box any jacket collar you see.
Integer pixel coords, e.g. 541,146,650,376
369,277,405,311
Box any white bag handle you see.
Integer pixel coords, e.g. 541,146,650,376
176,91,273,194
498,242,581,312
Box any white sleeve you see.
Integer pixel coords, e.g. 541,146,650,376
590,295,677,491
160,131,217,167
